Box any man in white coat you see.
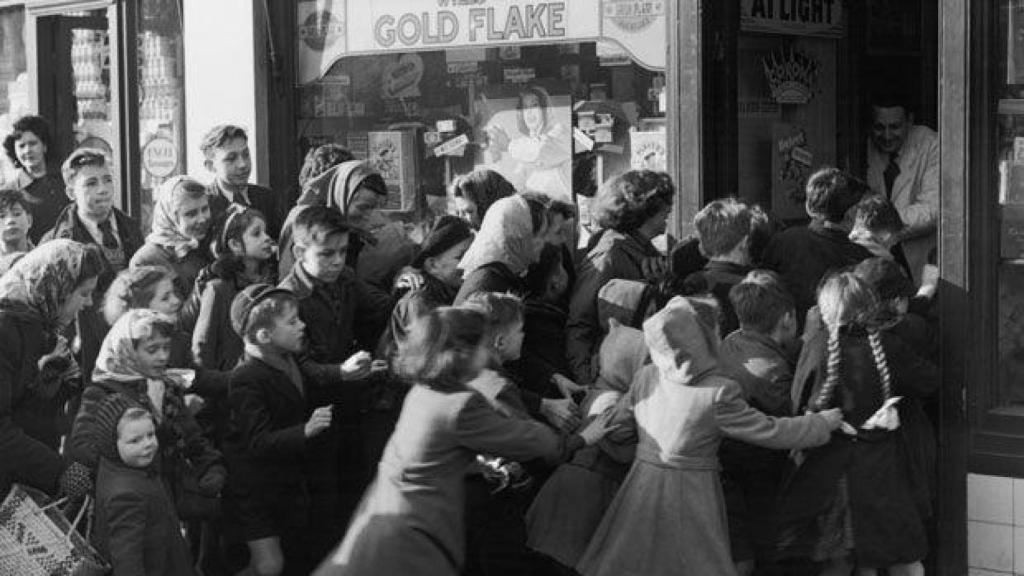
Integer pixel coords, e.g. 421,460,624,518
865,99,939,284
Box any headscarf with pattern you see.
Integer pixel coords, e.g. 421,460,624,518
0,239,89,333
458,194,538,277
93,308,175,384
146,176,206,259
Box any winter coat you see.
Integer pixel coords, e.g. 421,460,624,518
576,297,834,576
776,318,939,568
567,229,661,384
761,222,873,324
453,261,527,304
192,277,246,372
514,298,571,396
223,353,343,540
312,382,583,576
681,260,753,336
93,457,196,576
0,308,68,496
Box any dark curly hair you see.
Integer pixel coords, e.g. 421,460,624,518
805,167,869,223
3,115,52,170
450,169,517,221
592,170,675,233
298,143,355,189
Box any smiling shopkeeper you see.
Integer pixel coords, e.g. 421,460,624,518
201,124,286,240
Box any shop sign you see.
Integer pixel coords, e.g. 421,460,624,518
297,0,666,85
142,137,177,178
741,0,845,38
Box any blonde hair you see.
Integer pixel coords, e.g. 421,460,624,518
813,272,893,410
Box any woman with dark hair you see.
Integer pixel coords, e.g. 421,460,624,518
0,239,107,499
1,115,70,243
486,85,572,201
314,307,614,576
566,170,675,385
453,193,551,304
449,168,517,229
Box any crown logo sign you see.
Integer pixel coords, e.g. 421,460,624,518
762,49,818,105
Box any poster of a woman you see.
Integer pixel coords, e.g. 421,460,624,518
481,84,572,203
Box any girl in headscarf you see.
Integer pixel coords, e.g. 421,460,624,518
130,176,214,328
576,296,842,576
453,193,550,304
69,309,225,519
0,239,106,498
278,160,417,299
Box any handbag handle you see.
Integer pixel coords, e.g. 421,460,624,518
64,495,92,544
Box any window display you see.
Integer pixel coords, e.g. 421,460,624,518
0,6,27,184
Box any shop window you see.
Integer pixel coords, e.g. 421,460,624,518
295,36,667,238
136,0,185,231
0,5,27,185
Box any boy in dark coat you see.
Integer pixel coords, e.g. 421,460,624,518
717,270,800,574
761,167,873,323
201,124,286,239
224,284,345,576
91,394,197,576
682,198,755,337
277,206,383,524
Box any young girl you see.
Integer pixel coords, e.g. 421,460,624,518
777,272,938,576
103,265,229,405
192,205,276,371
576,296,843,576
314,307,614,576
69,309,225,518
91,395,197,576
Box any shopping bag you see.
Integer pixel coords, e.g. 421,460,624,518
0,484,108,576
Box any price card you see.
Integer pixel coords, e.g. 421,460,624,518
434,134,470,157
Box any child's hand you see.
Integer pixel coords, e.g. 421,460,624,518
578,409,619,446
341,351,373,381
305,406,333,438
817,408,844,430
552,373,584,399
540,398,581,432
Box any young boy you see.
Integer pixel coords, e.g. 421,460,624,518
224,284,343,576
92,395,197,576
277,206,385,523
45,148,144,384
201,124,285,239
0,189,34,275
717,270,800,576
849,194,907,261
683,198,755,337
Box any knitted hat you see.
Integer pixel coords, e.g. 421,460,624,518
854,257,916,300
230,283,295,337
91,394,145,461
411,215,474,269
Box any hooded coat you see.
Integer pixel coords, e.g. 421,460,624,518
576,297,835,576
453,194,538,304
277,160,416,295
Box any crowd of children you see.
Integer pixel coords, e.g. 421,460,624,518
0,113,941,576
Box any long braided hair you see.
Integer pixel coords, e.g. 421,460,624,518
813,272,893,411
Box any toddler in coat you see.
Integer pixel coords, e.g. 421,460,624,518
91,394,197,576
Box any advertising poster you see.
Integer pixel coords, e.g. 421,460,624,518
630,130,667,171
368,131,417,211
772,123,815,220
477,82,572,202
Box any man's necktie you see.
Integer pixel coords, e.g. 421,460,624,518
883,152,900,199
97,219,119,250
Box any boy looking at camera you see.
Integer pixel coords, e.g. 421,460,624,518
224,284,345,576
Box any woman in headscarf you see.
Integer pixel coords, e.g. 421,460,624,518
576,297,842,576
0,239,107,498
453,193,551,305
278,160,417,300
1,115,70,243
130,176,214,329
